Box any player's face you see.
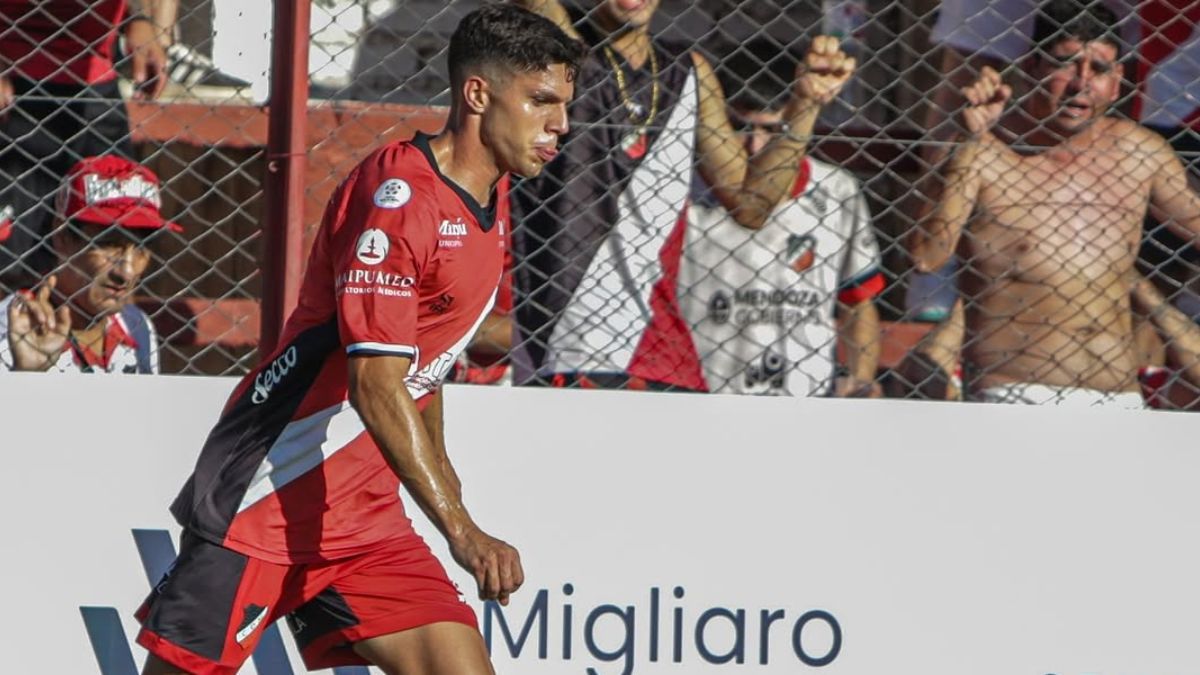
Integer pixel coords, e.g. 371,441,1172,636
730,107,786,157
54,225,152,319
1030,38,1122,137
483,64,574,178
592,0,660,32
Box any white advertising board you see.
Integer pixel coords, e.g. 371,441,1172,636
0,373,1196,674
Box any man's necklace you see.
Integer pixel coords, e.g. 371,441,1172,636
602,44,659,158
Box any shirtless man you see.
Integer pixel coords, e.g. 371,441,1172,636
909,0,1200,407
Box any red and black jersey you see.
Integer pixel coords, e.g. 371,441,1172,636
171,134,507,563
0,0,127,85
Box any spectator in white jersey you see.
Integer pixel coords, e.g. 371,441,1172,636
0,155,177,373
680,39,884,397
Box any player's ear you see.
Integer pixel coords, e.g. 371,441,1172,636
462,74,490,115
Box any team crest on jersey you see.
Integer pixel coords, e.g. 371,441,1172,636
708,292,732,324
356,228,390,265
783,234,816,273
373,178,411,209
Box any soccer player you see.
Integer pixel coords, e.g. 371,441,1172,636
135,6,585,674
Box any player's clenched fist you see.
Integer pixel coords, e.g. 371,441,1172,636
450,527,525,606
960,66,1011,136
795,35,856,106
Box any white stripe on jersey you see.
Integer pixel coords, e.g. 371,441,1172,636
236,401,366,514
541,67,698,376
346,342,417,357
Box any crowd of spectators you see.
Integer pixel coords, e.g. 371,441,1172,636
3,0,1200,412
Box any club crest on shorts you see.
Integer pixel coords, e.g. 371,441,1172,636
373,178,411,209
783,234,817,273
356,228,390,265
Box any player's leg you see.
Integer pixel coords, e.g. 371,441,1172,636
135,531,291,675
288,534,484,673
140,653,187,675
351,622,495,675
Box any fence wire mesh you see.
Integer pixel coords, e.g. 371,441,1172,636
4,0,1200,410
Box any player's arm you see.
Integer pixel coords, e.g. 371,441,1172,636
908,66,1009,272
509,0,580,40
418,387,462,498
695,37,854,231
348,355,522,604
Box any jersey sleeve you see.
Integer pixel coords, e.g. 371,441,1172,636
835,176,884,305
332,163,434,359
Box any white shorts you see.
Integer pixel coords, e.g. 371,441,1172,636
970,382,1145,409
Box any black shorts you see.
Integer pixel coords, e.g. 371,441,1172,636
0,76,132,287
135,531,477,675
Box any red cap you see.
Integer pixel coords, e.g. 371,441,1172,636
56,156,182,233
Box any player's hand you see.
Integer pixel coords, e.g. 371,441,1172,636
124,19,168,100
7,275,72,371
794,35,856,107
960,66,1011,136
449,527,524,606
833,375,881,398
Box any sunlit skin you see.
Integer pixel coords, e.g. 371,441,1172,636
730,108,787,157
911,35,1200,396
53,228,152,325
1024,38,1123,143
480,65,574,179
433,63,574,205
5,225,153,370
591,0,660,35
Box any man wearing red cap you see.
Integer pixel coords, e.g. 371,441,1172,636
0,0,175,289
0,155,179,373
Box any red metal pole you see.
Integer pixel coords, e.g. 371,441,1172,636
260,0,311,357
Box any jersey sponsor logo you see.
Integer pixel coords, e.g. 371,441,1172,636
430,293,454,314
335,269,417,298
438,218,468,237
80,172,162,208
373,178,411,209
406,350,458,397
710,288,824,327
438,217,468,248
235,603,270,644
355,228,389,265
745,350,787,392
708,292,732,324
252,345,298,404
809,185,830,214
783,234,817,273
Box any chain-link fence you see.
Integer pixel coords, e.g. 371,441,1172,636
4,0,1199,410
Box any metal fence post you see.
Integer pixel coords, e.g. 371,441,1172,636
261,0,312,357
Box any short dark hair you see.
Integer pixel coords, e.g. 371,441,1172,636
448,4,587,94
717,39,798,113
1032,0,1124,59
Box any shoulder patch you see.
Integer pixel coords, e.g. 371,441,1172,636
373,179,411,209
356,229,390,265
